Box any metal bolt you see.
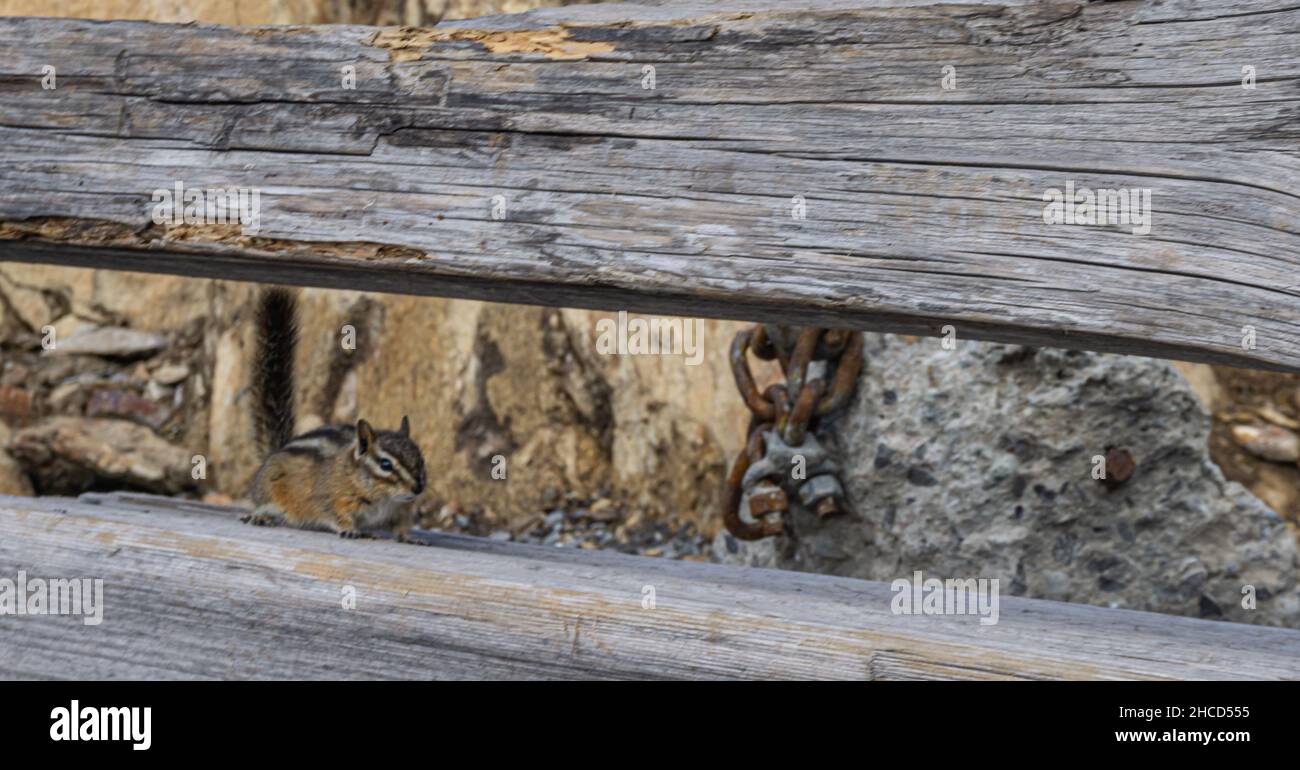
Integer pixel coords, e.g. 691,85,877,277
814,496,840,518
747,485,788,516
797,473,844,514
1100,446,1136,490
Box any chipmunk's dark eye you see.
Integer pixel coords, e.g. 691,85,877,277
379,458,394,473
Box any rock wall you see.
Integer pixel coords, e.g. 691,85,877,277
716,335,1300,628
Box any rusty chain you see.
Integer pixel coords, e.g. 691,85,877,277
722,325,864,540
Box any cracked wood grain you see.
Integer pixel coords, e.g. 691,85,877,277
1,492,1297,680
0,0,1297,369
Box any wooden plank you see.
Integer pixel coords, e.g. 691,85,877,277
0,492,1297,680
0,1,1298,370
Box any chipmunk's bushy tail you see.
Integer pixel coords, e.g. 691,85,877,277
252,287,298,453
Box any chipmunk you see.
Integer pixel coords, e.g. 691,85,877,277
242,288,426,539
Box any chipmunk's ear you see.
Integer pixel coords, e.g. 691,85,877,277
399,415,410,437
355,419,376,459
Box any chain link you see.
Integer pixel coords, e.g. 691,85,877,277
722,325,864,540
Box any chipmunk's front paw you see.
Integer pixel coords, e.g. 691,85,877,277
338,529,370,539
241,513,277,527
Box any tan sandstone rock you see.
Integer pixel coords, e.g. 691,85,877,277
0,421,33,496
0,449,32,496
9,416,196,495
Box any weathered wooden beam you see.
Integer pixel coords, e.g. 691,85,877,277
1,1,1298,370
0,492,1298,680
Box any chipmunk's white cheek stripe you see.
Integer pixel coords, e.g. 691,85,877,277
367,451,408,484
391,461,412,487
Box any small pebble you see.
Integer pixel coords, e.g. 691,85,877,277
152,363,190,385
1230,424,1300,463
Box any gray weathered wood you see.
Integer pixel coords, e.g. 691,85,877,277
1,0,1299,370
0,492,1297,680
